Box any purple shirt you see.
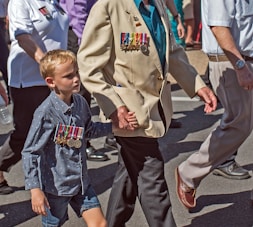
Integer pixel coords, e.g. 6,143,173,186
59,0,97,44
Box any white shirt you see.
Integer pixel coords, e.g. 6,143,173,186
8,0,69,88
202,0,253,57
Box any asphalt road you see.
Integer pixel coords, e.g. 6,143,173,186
0,49,253,227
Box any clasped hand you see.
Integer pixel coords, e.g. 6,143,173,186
110,106,139,131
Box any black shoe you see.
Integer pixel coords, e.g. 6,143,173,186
86,146,109,161
169,118,182,128
104,137,118,150
0,180,14,195
213,162,251,180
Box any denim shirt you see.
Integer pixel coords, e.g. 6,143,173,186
22,91,112,196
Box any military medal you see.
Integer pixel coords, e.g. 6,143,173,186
74,127,83,148
140,44,148,53
62,125,70,146
67,126,75,147
74,139,82,149
121,33,126,50
135,33,140,49
140,33,148,54
55,123,64,145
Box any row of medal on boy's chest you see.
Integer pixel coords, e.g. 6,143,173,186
54,123,84,148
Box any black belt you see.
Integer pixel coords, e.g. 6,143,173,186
208,54,253,62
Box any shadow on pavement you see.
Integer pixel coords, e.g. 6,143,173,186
159,104,222,163
0,133,10,146
88,162,117,195
184,191,253,227
0,200,37,227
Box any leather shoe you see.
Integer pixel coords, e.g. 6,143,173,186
175,167,196,209
104,137,118,150
0,180,14,195
86,146,109,161
213,162,251,180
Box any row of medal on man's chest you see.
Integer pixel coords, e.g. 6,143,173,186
121,32,148,52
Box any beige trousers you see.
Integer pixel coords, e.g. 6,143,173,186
179,60,253,188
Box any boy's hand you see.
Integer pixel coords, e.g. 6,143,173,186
126,112,139,129
31,188,50,216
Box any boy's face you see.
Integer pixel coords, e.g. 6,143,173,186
46,60,81,98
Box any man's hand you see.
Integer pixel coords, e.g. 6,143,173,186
197,87,217,113
236,64,253,90
110,106,138,130
31,188,50,216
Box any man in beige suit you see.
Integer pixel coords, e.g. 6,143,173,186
175,0,253,210
77,0,217,226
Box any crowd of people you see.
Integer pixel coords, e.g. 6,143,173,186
0,0,252,226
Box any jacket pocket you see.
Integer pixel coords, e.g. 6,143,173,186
112,86,150,128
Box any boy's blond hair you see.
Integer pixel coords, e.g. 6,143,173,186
40,49,77,79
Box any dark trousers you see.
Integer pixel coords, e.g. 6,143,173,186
0,86,50,171
106,137,176,227
0,19,9,96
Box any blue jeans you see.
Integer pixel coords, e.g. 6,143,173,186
42,185,100,227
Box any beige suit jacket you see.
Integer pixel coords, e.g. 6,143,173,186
77,0,206,137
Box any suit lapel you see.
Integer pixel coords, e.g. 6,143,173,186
123,0,164,75
153,0,171,75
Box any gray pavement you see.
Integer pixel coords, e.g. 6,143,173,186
0,50,253,227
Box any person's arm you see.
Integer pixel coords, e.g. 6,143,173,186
16,34,45,63
165,0,185,38
196,87,217,113
8,0,45,63
168,39,217,113
30,188,50,216
22,109,53,214
0,83,8,105
211,26,253,90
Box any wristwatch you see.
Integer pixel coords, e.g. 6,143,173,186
173,14,180,20
235,59,246,70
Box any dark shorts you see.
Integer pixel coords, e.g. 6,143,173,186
42,185,100,227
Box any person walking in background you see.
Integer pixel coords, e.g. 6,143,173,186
176,0,253,209
59,0,118,161
183,0,195,48
77,0,217,226
0,0,10,101
166,0,185,47
22,49,138,227
0,0,68,195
